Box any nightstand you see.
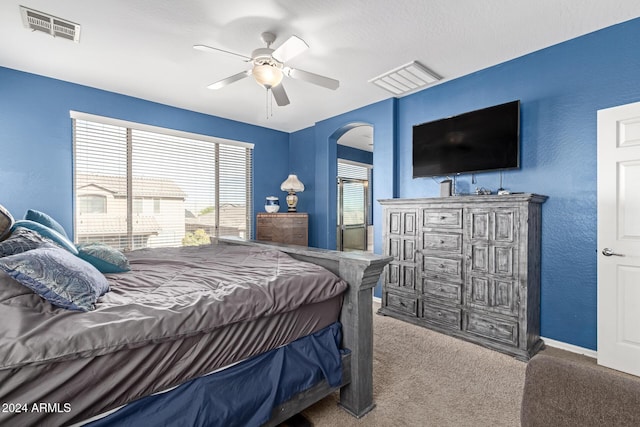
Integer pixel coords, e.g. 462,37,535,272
256,213,308,246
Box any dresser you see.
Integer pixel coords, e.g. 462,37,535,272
256,213,308,246
378,194,547,360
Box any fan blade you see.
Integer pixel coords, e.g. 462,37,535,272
272,35,309,63
207,70,252,90
193,44,252,61
284,67,339,90
271,83,290,106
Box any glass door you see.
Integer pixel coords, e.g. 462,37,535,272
337,177,368,251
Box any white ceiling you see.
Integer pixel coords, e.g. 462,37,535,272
2,1,639,136
338,125,374,152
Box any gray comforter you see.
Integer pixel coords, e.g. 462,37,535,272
0,244,347,370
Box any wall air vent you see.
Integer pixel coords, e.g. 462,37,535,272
20,6,81,42
368,61,441,96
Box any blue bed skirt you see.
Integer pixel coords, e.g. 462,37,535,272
86,322,343,427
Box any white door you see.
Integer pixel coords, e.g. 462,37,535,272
597,101,640,376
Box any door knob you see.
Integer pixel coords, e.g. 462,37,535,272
602,248,624,257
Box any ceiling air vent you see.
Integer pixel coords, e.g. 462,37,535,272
20,6,81,42
369,61,441,96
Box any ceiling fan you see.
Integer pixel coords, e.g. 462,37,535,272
194,32,339,107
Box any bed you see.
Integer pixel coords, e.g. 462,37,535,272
0,230,391,426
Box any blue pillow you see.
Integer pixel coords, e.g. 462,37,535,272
76,242,130,273
0,204,14,241
11,220,78,255
0,227,57,257
0,246,109,311
25,209,70,239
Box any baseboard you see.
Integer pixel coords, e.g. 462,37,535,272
541,336,597,359
372,297,596,359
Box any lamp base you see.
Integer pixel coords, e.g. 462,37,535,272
286,192,298,212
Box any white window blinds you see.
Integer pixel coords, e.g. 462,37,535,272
72,113,253,250
338,160,373,226
338,161,369,180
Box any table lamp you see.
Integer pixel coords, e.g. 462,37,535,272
280,174,304,212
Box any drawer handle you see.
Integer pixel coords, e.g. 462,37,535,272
400,301,407,307
439,288,444,292
440,240,445,244
439,264,445,269
437,311,442,317
440,216,446,220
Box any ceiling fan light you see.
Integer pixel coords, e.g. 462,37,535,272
253,65,283,89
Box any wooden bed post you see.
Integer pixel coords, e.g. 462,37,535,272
337,257,388,417
217,238,392,420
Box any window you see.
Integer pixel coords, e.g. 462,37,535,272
133,199,143,215
338,160,373,226
72,112,253,251
78,195,107,214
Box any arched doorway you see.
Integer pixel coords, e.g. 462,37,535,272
336,124,373,252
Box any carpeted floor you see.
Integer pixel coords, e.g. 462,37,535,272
301,303,533,427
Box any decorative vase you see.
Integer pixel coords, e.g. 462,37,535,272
265,196,280,213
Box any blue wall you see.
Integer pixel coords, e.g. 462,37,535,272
310,99,396,251
288,127,317,242
0,67,289,239
337,144,373,165
296,18,640,351
391,18,640,350
3,16,640,351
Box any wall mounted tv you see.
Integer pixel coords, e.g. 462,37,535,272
412,100,520,178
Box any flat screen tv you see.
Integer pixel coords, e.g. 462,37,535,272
412,100,520,178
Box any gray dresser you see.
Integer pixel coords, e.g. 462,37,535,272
378,193,547,360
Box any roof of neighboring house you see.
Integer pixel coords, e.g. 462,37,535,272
76,174,187,199
185,204,247,230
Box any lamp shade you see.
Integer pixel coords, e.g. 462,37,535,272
253,64,283,89
280,174,304,192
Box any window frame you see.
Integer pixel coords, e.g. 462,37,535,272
77,194,108,214
71,111,254,250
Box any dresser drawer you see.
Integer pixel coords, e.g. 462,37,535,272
256,227,273,240
422,232,462,253
384,291,418,317
422,208,463,229
423,255,462,280
287,233,308,246
464,311,518,346
256,213,308,245
290,218,308,227
421,301,461,329
422,277,462,303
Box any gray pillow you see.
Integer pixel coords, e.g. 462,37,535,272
0,227,57,257
11,220,78,255
0,246,110,311
0,204,14,241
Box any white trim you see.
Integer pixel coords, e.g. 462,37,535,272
541,336,597,359
70,111,254,149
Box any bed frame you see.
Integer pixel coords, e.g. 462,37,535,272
218,237,392,424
